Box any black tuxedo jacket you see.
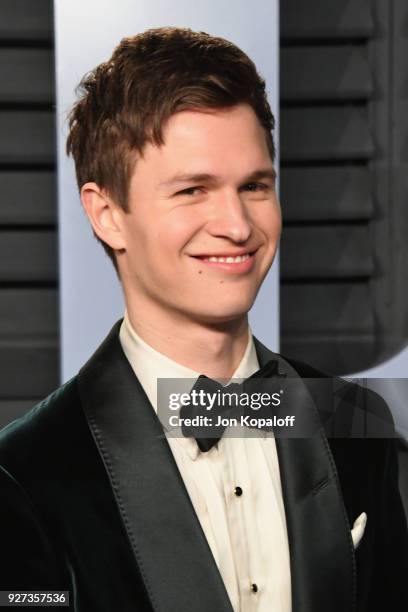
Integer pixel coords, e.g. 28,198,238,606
0,319,407,611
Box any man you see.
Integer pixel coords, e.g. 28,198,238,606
0,27,406,612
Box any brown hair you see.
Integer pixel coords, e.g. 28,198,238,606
66,27,275,270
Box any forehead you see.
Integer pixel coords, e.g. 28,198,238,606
166,104,268,148
126,105,275,197
137,104,273,180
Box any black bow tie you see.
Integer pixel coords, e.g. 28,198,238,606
179,359,286,452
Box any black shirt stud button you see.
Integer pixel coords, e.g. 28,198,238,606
234,486,243,497
251,583,258,593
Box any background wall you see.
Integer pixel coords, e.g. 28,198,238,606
54,0,280,382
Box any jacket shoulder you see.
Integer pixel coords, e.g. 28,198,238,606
280,353,395,437
0,376,81,475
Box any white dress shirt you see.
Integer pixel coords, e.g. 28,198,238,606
119,310,292,612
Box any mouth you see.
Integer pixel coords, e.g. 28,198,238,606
190,250,257,274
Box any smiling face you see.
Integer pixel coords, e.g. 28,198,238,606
116,103,281,326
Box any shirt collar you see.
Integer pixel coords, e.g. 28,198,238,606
119,309,260,460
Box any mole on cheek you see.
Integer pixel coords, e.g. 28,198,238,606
219,280,224,284
198,270,202,274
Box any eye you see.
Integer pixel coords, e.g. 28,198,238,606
175,186,203,196
241,182,269,192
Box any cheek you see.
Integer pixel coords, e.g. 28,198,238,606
271,211,282,240
155,209,203,252
253,202,282,241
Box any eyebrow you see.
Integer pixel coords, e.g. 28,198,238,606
159,168,277,189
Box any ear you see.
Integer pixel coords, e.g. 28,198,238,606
80,182,126,251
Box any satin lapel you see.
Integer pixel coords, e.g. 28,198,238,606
254,337,356,612
78,320,233,612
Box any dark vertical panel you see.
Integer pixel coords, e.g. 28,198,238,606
0,1,58,425
280,0,408,375
280,0,377,375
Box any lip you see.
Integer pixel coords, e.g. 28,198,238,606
190,250,257,274
192,248,257,258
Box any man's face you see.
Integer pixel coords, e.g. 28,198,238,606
118,103,281,324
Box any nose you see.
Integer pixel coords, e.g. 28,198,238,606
206,189,252,243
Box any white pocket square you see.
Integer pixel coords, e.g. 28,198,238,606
351,512,367,549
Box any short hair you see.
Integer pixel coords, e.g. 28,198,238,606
66,27,276,270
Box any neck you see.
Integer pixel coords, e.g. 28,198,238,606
124,298,250,379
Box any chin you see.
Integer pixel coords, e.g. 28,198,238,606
190,299,255,325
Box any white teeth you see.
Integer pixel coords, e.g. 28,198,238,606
204,254,250,263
